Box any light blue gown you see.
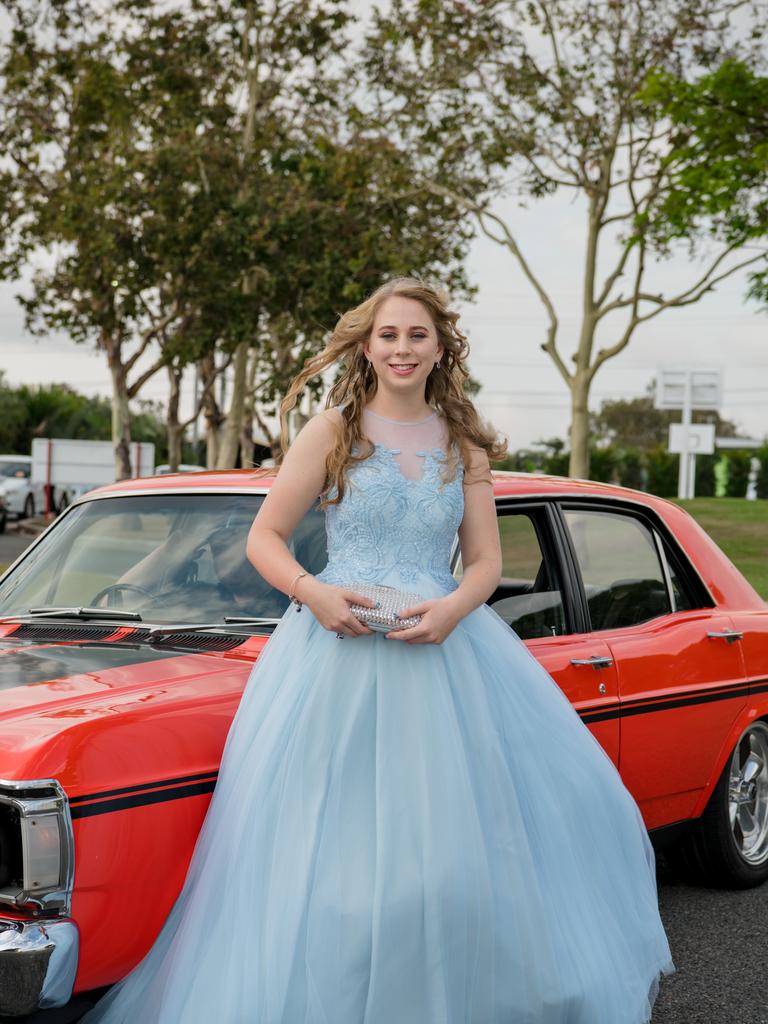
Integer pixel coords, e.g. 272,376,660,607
82,409,675,1023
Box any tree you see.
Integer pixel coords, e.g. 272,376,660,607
589,383,739,449
0,373,169,459
639,59,768,297
0,3,202,477
0,1,473,475
363,0,767,478
242,130,474,452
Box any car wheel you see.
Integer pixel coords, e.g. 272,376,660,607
22,495,34,519
669,720,768,888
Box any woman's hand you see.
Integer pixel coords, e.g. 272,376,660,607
385,596,463,645
299,579,377,638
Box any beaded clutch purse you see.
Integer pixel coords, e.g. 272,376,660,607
343,582,424,633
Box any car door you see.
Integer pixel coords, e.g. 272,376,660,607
455,500,621,766
559,502,747,831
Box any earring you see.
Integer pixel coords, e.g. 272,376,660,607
435,359,441,368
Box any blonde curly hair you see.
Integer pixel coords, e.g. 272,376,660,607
279,277,507,506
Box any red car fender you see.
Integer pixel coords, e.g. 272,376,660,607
691,703,768,819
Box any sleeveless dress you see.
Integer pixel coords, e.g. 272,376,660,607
82,407,675,1024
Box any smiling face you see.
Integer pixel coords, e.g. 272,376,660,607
363,295,444,397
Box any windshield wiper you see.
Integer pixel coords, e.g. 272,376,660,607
148,617,279,638
24,606,142,621
223,616,281,625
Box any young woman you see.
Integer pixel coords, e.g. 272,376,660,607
82,278,675,1022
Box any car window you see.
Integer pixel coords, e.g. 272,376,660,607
0,493,328,625
660,539,696,612
456,508,567,639
563,508,672,630
0,462,28,478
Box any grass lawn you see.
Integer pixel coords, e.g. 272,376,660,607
671,497,768,601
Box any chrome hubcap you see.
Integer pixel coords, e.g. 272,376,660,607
728,722,768,865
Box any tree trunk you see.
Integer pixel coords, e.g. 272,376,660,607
199,352,222,469
105,336,132,480
166,362,183,473
216,340,249,468
569,374,591,479
239,347,259,468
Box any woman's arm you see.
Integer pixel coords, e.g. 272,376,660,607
387,445,501,644
246,410,376,637
444,445,502,617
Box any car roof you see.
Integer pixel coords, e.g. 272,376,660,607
0,454,30,462
83,466,679,516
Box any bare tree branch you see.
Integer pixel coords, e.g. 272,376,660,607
178,352,233,431
424,179,571,384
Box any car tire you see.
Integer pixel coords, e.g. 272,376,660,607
668,720,768,889
0,510,5,534
22,495,34,519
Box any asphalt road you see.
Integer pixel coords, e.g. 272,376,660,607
0,522,40,568
651,850,768,1024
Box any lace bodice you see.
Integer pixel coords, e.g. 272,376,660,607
316,407,464,592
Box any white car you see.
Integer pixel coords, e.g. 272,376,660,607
0,455,46,520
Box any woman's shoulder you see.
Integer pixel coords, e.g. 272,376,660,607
299,406,343,434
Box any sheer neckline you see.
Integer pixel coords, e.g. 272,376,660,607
363,407,438,426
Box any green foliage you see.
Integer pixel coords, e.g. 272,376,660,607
694,454,716,498
590,385,739,449
0,0,473,467
618,449,645,491
757,446,768,500
724,449,753,498
640,446,679,497
0,373,167,458
639,60,768,250
588,447,620,485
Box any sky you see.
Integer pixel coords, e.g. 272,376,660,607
1,0,766,454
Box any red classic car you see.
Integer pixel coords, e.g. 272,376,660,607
0,468,766,1017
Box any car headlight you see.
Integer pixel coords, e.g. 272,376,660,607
0,780,74,915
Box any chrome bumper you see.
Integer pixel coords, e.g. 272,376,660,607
0,917,78,1016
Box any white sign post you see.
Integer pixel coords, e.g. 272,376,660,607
655,368,721,500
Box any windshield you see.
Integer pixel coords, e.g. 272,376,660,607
0,492,327,625
0,463,27,478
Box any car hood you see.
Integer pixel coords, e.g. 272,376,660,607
0,631,268,774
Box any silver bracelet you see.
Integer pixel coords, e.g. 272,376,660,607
289,570,309,609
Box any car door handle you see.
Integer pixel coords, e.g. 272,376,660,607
570,656,614,669
706,630,743,644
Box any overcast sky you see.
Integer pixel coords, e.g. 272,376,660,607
1,0,766,453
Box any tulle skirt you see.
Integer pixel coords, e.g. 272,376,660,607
82,571,675,1023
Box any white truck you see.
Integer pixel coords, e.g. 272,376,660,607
31,438,156,515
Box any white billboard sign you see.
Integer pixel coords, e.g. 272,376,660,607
668,423,716,455
655,369,722,411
